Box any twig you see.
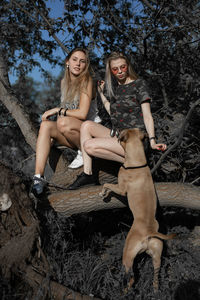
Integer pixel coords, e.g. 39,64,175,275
11,0,69,54
25,266,102,300
151,98,200,174
191,177,200,184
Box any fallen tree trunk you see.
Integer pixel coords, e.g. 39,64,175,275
24,266,101,300
42,155,200,216
48,182,200,217
0,161,102,298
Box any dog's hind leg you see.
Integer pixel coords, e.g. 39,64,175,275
146,237,163,290
123,267,135,293
122,230,145,290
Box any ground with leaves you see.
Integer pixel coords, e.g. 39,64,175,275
1,173,200,300
38,206,200,300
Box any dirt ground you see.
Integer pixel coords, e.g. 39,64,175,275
0,160,200,300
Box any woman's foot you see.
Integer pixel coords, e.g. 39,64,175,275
31,174,47,196
68,150,83,169
67,172,99,190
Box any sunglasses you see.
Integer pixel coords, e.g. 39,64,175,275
111,64,128,75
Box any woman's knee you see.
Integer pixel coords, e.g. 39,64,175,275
83,139,95,156
80,120,96,135
57,117,71,134
39,120,53,133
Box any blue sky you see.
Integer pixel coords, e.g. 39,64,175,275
10,0,66,85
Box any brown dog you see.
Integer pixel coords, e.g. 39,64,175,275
101,128,176,290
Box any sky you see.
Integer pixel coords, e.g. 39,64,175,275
10,0,66,85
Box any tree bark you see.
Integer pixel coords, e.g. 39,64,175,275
0,52,37,150
24,266,101,300
48,182,200,217
0,161,102,299
0,53,68,174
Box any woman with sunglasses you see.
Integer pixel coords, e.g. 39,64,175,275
68,52,167,190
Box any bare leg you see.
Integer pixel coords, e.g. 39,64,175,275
57,116,82,149
35,118,81,175
80,121,125,174
67,121,125,190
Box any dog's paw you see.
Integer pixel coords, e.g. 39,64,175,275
100,185,111,198
122,266,135,294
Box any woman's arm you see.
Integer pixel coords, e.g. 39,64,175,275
63,78,93,120
42,78,93,121
41,107,60,121
97,80,110,114
141,102,167,151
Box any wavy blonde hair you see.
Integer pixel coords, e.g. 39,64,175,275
60,48,92,105
105,52,138,99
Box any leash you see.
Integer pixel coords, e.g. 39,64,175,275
30,176,69,191
121,163,148,170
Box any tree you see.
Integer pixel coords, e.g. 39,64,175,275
0,0,200,198
0,0,199,205
1,1,200,298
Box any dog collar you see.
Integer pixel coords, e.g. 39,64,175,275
122,163,148,170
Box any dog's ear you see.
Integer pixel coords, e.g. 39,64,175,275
118,129,129,143
139,130,148,140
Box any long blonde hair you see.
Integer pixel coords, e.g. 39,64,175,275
105,52,138,99
60,48,92,105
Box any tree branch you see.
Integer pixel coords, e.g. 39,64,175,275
48,182,200,217
140,0,173,27
0,53,38,150
25,266,102,300
11,0,69,54
151,98,200,174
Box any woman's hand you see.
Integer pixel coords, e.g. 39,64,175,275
41,108,58,121
151,143,167,151
97,80,110,114
97,80,105,94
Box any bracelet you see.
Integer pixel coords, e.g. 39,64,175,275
58,107,64,116
64,108,68,116
149,137,156,141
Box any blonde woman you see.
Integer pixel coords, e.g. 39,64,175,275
32,48,99,196
68,52,167,190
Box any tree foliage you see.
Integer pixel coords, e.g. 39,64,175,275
0,0,63,77
0,0,200,183
1,2,200,299
1,0,200,82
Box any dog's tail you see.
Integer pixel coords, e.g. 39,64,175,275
149,232,176,241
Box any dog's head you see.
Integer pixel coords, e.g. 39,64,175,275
118,128,147,149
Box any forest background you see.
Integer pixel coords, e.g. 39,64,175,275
0,0,200,299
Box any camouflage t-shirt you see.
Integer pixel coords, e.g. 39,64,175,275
110,78,151,130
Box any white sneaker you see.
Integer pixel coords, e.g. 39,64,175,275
68,150,83,169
